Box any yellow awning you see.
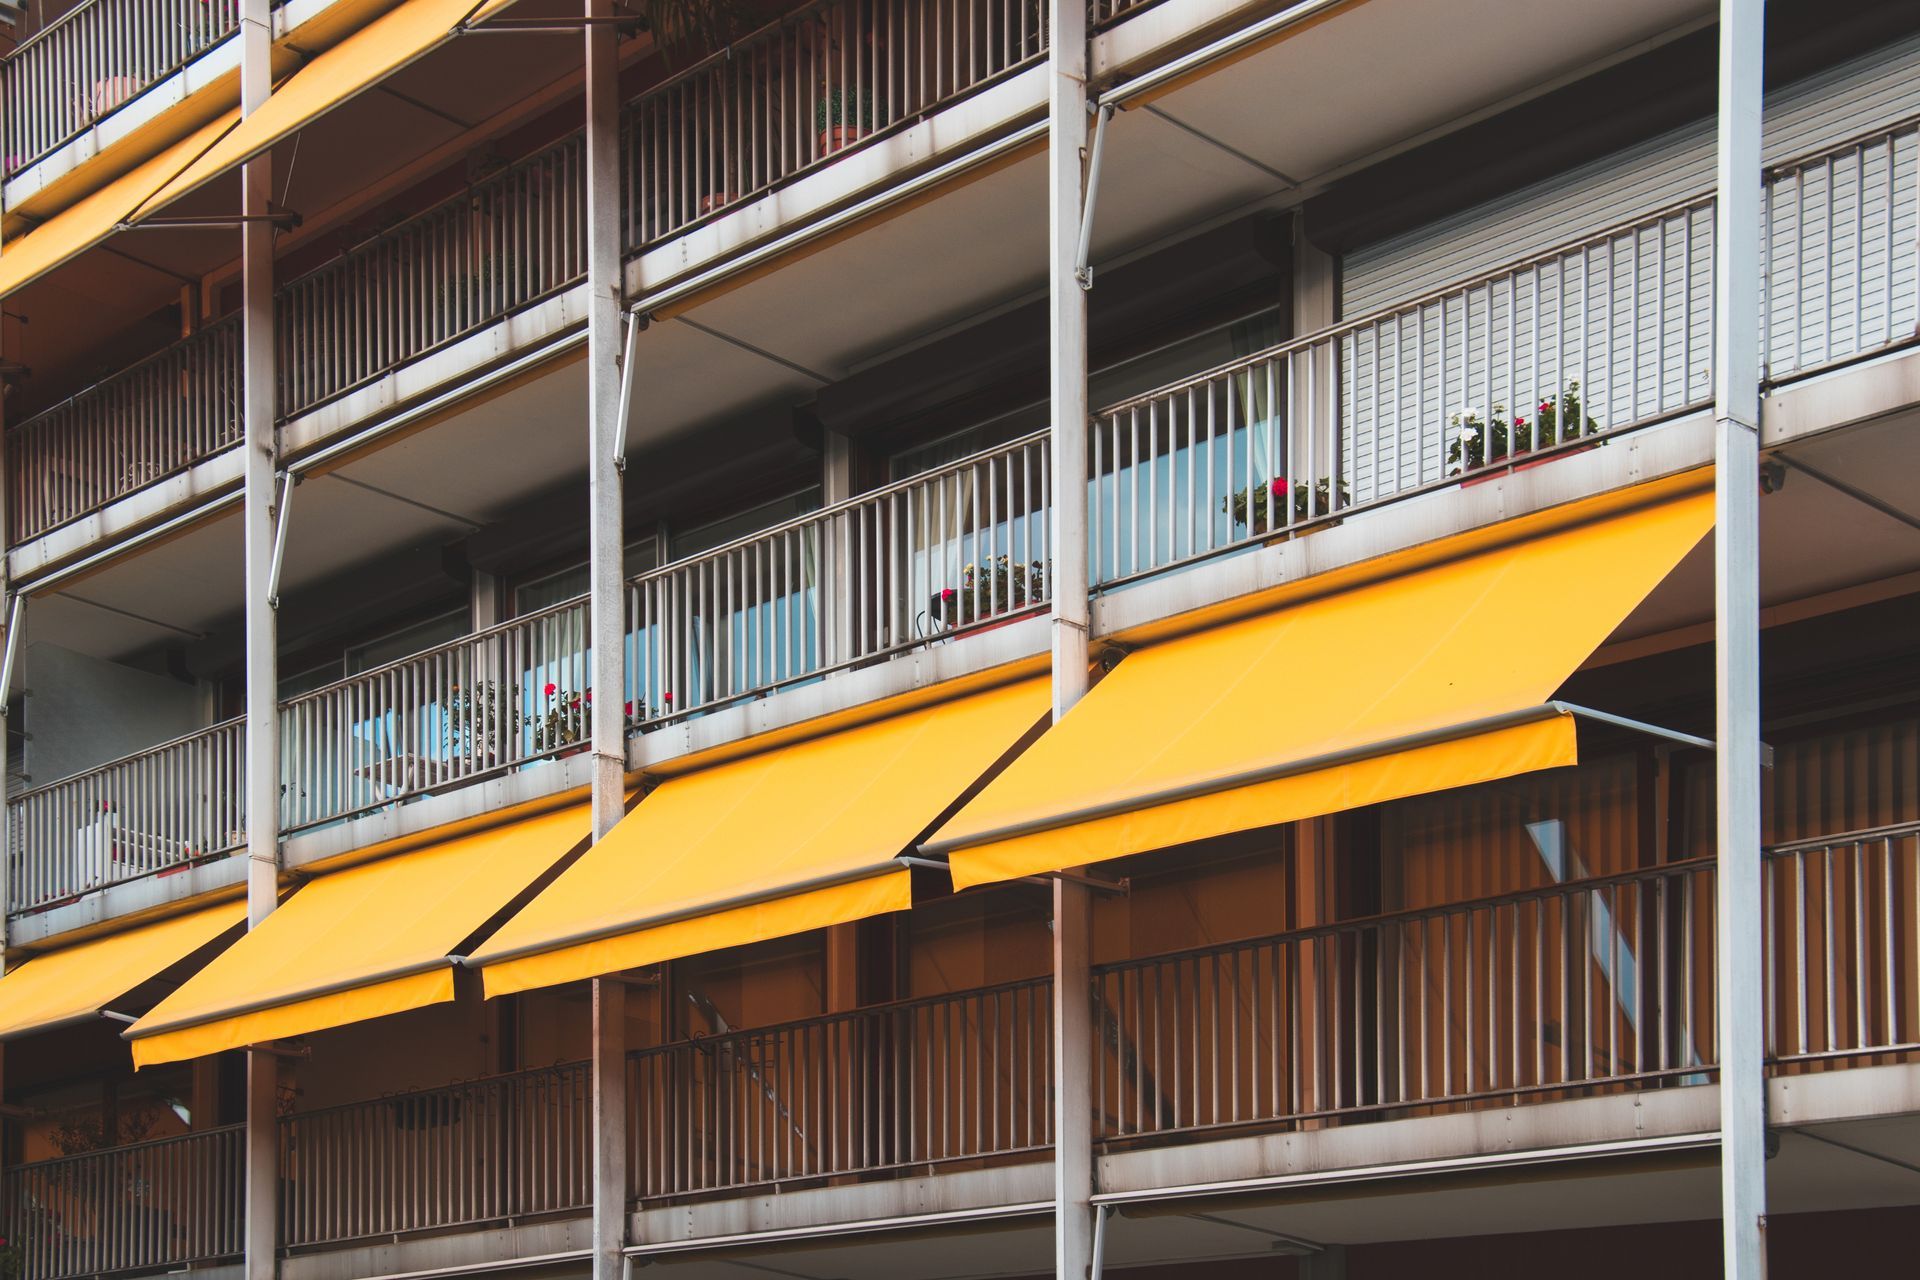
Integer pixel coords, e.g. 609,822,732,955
928,486,1716,888
472,678,1052,997
133,0,516,219
126,802,590,1067
0,112,239,300
0,901,245,1042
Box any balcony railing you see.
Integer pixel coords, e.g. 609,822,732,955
7,316,241,547
626,428,1050,726
277,132,589,418
279,1062,590,1249
0,1124,243,1280
622,0,1047,248
1765,821,1920,1065
1092,859,1717,1142
6,718,245,914
626,978,1053,1201
278,593,590,834
0,0,244,179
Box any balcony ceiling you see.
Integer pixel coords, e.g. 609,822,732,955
27,356,595,662
9,7,585,413
628,148,1051,451
1612,406,1920,648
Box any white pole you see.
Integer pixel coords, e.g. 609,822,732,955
585,0,631,1274
239,0,281,1275
1714,0,1767,1276
1049,0,1094,1272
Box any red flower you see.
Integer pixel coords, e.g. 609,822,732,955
942,588,956,602
663,691,673,702
1513,416,1528,429
543,682,557,697
1538,401,1551,413
1269,477,1288,497
624,701,634,715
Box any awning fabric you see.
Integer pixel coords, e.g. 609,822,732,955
472,677,1052,998
0,113,238,300
134,0,515,219
0,0,518,299
0,900,245,1042
126,802,590,1067
929,487,1715,889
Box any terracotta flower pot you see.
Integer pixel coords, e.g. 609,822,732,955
699,191,740,216
817,125,866,156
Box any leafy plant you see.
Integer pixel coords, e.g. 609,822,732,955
1446,382,1602,474
1225,476,1347,535
815,85,874,134
444,680,517,761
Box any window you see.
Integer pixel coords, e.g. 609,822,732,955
513,538,660,617
346,608,470,675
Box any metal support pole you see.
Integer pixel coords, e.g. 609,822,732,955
239,3,280,1277
0,593,19,950
585,0,630,1272
1713,1,1767,1276
1048,0,1093,1273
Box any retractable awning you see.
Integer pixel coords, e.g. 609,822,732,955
925,483,1715,889
126,801,590,1067
0,0,519,300
0,900,246,1042
470,677,1051,997
130,0,520,222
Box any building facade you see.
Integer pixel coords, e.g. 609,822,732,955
0,0,1914,1276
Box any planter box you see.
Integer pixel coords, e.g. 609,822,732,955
1458,440,1600,488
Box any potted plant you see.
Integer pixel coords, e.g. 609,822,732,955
815,84,875,156
444,680,519,765
1224,476,1347,535
1447,382,1602,480
929,556,1045,630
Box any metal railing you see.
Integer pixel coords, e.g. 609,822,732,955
1090,195,1719,587
8,317,241,543
279,1062,590,1249
625,428,1049,725
622,0,1047,249
277,132,589,418
1091,860,1718,1142
0,0,243,178
0,1124,243,1280
628,978,1052,1200
277,594,590,834
1764,116,1920,382
1765,821,1920,1066
6,718,245,913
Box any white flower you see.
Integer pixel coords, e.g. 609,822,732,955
1454,426,1480,444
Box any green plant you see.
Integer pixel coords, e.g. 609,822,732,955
444,680,518,761
1446,382,1602,474
815,85,874,134
1225,476,1347,534
630,0,764,56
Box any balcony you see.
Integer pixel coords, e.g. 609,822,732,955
0,1124,244,1280
5,0,1050,548
11,109,1920,918
4,821,1912,1275
0,0,247,182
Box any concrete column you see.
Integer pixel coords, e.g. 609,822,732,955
239,3,280,1278
822,430,857,666
1047,0,1093,1273
585,1,630,1275
1713,0,1767,1276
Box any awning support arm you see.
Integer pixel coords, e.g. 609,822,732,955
612,311,645,472
266,471,294,610
1073,103,1116,289
0,593,23,709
